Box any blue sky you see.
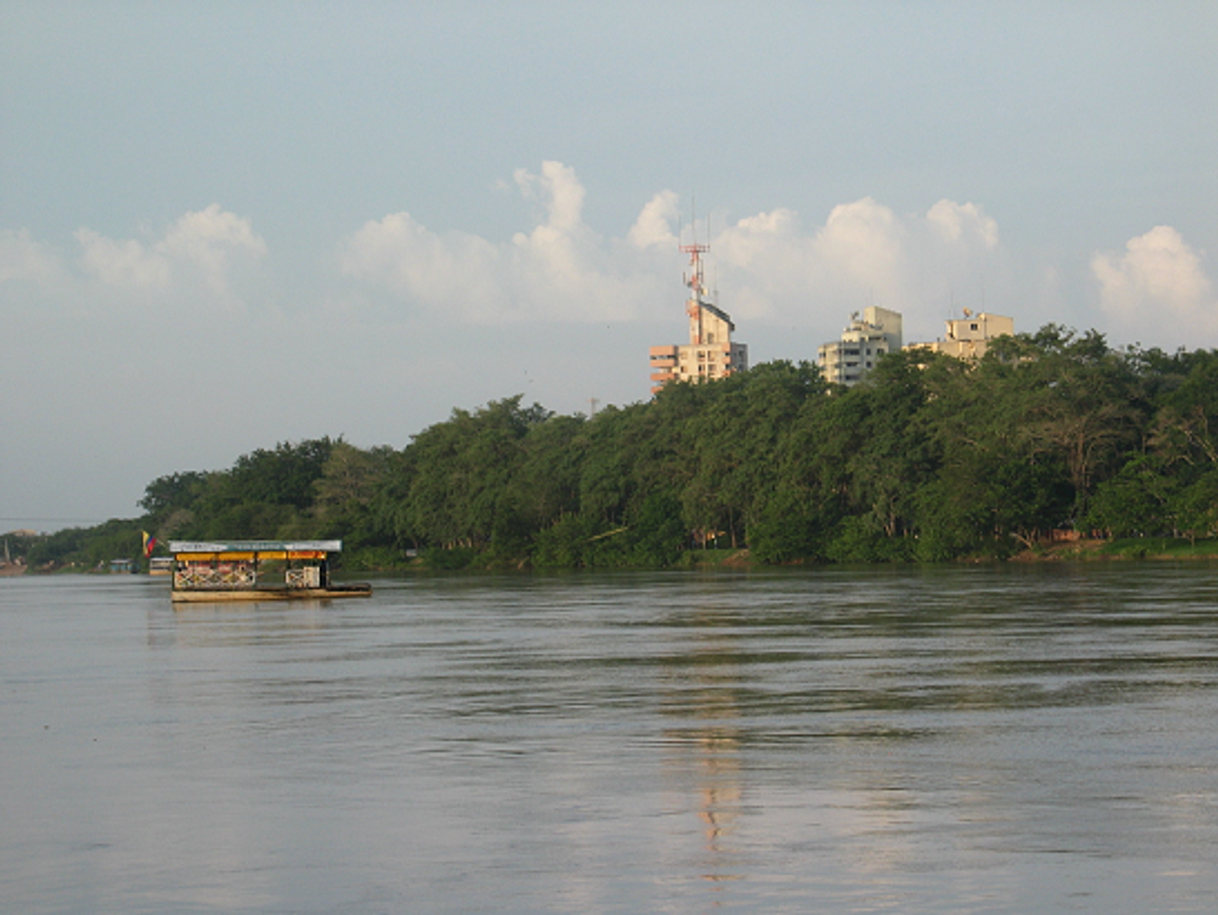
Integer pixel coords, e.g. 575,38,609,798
2,1,1216,528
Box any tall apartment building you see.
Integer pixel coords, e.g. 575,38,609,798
905,309,1014,359
817,306,903,387
649,241,748,395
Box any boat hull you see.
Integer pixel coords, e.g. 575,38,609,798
170,584,372,603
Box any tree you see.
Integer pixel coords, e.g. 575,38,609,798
312,443,395,546
399,396,551,550
139,471,207,519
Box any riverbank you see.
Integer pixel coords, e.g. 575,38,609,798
14,537,1218,577
1011,537,1218,562
337,539,1218,571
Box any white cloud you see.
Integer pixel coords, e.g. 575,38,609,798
0,228,64,285
926,200,998,249
340,161,668,323
627,190,679,249
813,197,909,302
75,229,172,290
74,204,267,305
513,160,585,233
710,196,1003,331
340,212,505,319
341,162,1007,335
1091,226,1217,342
0,206,269,323
159,204,269,293
5,174,1011,343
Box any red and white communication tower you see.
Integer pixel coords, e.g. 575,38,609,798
681,236,711,319
647,208,747,394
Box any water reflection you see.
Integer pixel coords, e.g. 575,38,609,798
151,600,336,649
661,607,745,891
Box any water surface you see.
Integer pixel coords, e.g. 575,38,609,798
3,563,1218,913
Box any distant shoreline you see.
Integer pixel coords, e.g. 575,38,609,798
11,536,1218,578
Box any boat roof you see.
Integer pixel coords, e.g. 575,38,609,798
168,540,342,554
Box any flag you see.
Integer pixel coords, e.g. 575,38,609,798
142,531,156,558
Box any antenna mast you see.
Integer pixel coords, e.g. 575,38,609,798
680,200,710,316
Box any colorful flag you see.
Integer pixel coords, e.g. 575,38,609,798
142,531,156,557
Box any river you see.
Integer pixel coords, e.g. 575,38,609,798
3,563,1218,913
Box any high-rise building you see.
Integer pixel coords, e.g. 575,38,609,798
817,306,903,386
649,239,748,394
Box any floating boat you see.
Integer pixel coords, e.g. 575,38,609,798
168,540,372,602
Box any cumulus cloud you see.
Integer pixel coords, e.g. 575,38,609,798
340,161,669,323
7,178,1005,337
159,205,268,290
709,196,1002,326
75,229,173,289
514,160,585,233
0,228,57,279
926,200,999,248
341,161,1005,332
627,190,679,249
0,205,269,318
76,204,267,303
1091,226,1216,340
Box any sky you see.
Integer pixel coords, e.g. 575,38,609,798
2,1,1216,530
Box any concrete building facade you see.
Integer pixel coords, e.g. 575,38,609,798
817,306,903,387
906,309,1014,360
650,242,748,394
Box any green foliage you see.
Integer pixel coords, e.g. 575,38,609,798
36,331,1218,572
420,546,480,570
25,519,145,570
748,483,825,563
1085,455,1175,537
532,513,599,568
139,471,207,519
625,492,688,566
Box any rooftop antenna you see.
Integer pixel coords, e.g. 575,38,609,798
680,197,710,309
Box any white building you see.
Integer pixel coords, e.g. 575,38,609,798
650,241,748,394
906,309,1015,360
818,306,903,387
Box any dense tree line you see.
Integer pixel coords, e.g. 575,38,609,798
24,326,1218,571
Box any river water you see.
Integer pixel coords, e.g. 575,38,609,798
3,563,1218,913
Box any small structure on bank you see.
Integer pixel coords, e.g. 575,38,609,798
167,540,371,602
